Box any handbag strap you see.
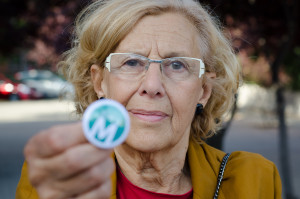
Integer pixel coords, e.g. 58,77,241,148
213,153,231,199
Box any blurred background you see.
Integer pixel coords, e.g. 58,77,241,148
0,0,299,198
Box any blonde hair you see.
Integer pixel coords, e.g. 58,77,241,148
59,0,241,142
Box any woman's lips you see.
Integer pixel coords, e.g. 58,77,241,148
129,109,168,122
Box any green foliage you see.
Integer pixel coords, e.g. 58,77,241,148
284,46,300,90
9,17,27,29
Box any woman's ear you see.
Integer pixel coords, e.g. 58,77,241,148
90,64,106,98
198,72,216,106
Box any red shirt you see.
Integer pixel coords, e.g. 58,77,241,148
117,167,193,199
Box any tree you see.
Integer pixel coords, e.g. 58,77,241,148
0,0,90,73
202,1,299,198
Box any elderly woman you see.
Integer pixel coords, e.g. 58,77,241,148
16,0,282,198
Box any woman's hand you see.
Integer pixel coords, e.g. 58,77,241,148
24,122,114,199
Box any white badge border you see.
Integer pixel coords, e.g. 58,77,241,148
82,99,130,149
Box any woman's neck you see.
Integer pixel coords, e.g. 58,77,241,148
114,135,192,195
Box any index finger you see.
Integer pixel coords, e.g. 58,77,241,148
25,122,87,158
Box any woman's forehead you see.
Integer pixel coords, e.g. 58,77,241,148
115,12,202,58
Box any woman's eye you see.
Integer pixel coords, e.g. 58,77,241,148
124,59,139,67
170,61,186,70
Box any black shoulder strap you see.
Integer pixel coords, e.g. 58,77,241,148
213,153,230,199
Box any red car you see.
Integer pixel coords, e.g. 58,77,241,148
0,73,32,100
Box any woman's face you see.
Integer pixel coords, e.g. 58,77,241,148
91,12,214,152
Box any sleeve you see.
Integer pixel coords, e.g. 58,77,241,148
15,162,39,199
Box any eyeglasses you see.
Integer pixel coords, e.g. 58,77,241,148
105,53,205,81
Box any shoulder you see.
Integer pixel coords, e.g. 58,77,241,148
229,150,275,168
188,140,282,198
226,150,278,178
189,140,278,174
225,150,281,184
221,151,282,198
198,142,277,173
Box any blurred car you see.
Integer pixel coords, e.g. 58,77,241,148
14,69,74,99
0,73,32,100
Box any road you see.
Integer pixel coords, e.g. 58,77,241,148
0,100,299,199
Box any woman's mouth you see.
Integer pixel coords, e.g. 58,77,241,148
129,109,168,122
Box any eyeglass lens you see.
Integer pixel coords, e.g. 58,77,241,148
108,53,201,81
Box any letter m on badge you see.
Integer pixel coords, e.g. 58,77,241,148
90,117,118,144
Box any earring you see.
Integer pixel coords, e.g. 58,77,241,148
195,103,204,115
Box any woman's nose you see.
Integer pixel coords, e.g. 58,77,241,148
137,63,166,98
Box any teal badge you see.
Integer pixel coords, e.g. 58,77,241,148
82,99,130,149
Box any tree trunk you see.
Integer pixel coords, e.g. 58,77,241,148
271,0,297,198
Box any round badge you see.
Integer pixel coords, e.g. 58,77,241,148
82,99,130,149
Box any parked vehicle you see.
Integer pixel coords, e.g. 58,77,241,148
14,69,74,99
0,73,32,100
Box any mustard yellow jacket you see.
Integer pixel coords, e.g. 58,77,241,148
16,139,282,199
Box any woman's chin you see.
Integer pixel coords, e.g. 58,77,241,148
123,133,170,153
